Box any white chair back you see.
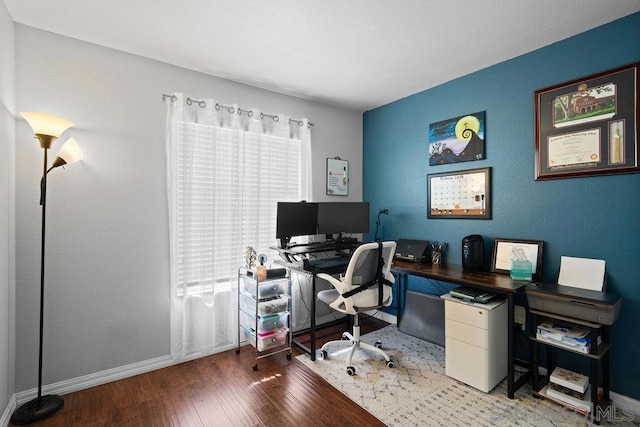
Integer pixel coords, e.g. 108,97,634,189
341,241,397,309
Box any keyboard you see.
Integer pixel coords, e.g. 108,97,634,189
308,257,350,271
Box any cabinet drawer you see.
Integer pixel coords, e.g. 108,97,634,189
241,277,288,299
243,327,289,352
240,311,288,334
446,336,491,392
446,318,488,349
240,293,289,317
445,299,489,329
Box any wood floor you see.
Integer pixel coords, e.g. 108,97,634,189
12,316,389,427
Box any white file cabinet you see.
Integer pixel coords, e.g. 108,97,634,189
443,293,507,393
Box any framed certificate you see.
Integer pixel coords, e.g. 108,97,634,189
534,62,640,180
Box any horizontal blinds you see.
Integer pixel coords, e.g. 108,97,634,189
177,121,301,294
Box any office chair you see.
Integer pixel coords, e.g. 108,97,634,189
317,241,397,375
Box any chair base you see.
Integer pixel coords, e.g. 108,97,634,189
320,321,393,375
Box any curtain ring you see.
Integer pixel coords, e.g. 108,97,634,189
187,98,206,108
216,103,235,113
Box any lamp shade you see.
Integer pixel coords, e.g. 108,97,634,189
56,138,83,165
21,112,73,138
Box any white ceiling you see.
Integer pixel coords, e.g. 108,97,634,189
6,0,640,111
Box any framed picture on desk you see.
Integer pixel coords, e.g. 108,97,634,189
491,238,544,280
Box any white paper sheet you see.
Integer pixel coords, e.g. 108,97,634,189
557,256,606,291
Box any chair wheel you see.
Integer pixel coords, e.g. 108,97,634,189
375,340,382,349
346,366,356,376
341,333,350,340
386,360,394,368
320,350,328,359
252,364,258,371
286,353,292,360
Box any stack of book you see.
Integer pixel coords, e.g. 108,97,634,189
536,319,600,353
546,367,592,413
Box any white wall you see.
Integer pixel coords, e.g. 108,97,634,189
0,0,16,414
14,24,363,391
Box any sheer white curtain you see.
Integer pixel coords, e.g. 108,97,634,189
165,93,311,360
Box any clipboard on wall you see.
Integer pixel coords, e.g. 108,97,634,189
326,157,348,196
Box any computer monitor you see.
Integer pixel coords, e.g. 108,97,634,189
317,202,370,238
276,202,318,247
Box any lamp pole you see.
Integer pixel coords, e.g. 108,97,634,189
39,139,48,404
11,112,82,425
11,135,64,424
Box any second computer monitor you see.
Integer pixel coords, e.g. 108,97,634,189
317,202,370,237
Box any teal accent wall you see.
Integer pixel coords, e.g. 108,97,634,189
363,13,640,400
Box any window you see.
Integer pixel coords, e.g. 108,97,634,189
175,123,305,296
165,94,311,359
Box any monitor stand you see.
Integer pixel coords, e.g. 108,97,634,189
332,233,357,244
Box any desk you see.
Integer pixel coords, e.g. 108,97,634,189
273,241,360,361
392,260,530,399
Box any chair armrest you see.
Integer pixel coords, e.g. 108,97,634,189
316,273,350,294
316,273,356,315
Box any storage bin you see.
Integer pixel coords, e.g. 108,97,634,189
240,311,287,333
239,293,288,317
244,327,289,352
241,277,288,299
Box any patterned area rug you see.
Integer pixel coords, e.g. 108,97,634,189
297,325,638,426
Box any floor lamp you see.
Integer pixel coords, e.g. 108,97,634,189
11,112,83,425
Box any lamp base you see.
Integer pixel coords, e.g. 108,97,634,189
10,394,64,425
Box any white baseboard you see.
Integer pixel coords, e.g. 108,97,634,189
12,342,237,407
365,309,397,325
608,391,640,418
13,354,175,405
1,394,16,427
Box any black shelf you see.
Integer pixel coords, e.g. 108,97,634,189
529,310,611,424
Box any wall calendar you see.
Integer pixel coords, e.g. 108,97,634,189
427,167,491,219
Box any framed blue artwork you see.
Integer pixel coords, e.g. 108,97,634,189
429,111,486,166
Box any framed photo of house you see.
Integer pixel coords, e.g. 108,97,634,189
491,238,544,280
534,62,640,180
427,167,491,219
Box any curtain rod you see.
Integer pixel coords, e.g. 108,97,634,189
162,93,314,128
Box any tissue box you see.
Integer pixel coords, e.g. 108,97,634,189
510,260,532,281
